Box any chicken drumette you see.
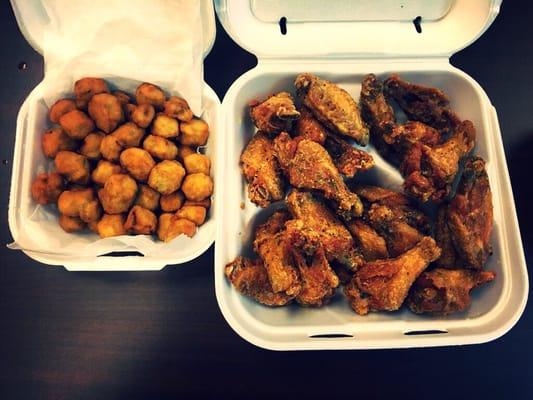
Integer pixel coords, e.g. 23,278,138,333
249,92,300,134
295,73,369,145
435,156,493,269
407,268,495,315
344,236,441,315
240,132,285,207
274,132,363,218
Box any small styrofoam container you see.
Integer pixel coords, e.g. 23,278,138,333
8,0,220,271
214,0,529,349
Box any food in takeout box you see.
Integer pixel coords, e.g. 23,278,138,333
31,77,213,242
225,73,495,316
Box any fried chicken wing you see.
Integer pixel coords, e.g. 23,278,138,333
295,73,369,145
253,210,301,296
402,120,476,202
384,74,461,133
249,92,300,134
344,236,441,315
367,204,424,257
240,132,285,207
384,121,441,153
274,132,363,218
285,190,363,270
435,156,493,269
360,73,396,156
407,268,496,315
225,257,293,306
346,219,389,261
294,107,328,145
293,247,339,307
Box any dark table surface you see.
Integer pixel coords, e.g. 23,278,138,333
1,3,533,400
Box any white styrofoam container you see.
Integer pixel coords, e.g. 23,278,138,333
8,0,220,271
214,0,529,350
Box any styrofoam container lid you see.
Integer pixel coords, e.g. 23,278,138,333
215,0,502,58
11,0,216,59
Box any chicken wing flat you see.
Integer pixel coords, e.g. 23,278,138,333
436,156,493,269
324,134,374,178
367,204,424,257
346,219,389,261
294,107,374,178
407,268,496,315
360,73,396,157
285,190,363,271
384,121,441,154
249,92,300,134
384,74,461,133
344,236,441,315
274,132,363,218
293,247,340,307
434,206,457,268
253,210,301,296
295,73,369,145
225,256,293,306
240,132,285,207
402,119,476,203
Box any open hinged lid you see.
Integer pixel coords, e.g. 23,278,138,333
215,0,502,58
11,0,216,59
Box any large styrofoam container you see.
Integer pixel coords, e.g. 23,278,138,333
8,0,220,271
214,0,529,349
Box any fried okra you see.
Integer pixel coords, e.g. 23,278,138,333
91,160,122,185
179,118,209,146
112,91,131,107
177,145,195,162
135,82,165,110
31,172,64,204
131,104,155,128
79,199,102,223
152,114,179,138
88,93,124,133
164,96,193,122
42,127,78,159
159,191,185,212
143,134,178,160
157,213,196,241
59,215,86,233
99,174,138,214
181,173,213,201
135,184,160,211
59,109,95,140
97,213,127,238
74,77,109,109
125,205,158,234
100,135,123,162
183,153,210,175
54,150,90,184
80,132,104,160
148,160,186,195
112,122,145,148
57,188,94,217
49,99,77,124
119,148,155,182
175,205,207,226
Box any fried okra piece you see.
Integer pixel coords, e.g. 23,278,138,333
91,160,122,185
79,199,102,223
49,99,77,124
152,114,179,138
42,127,78,158
249,92,300,134
112,122,145,148
164,96,193,122
143,134,178,160
100,135,123,162
183,153,210,175
130,103,155,128
88,93,124,133
80,132,104,160
54,151,90,184
119,148,155,182
175,205,207,226
124,205,157,234
59,215,86,233
295,73,369,145
177,145,195,162
225,256,293,306
160,191,185,212
31,172,64,204
135,184,160,211
135,82,166,110
57,188,94,217
59,109,95,140
157,213,196,241
407,268,496,316
148,160,186,195
74,77,110,109
179,118,209,146
181,173,213,201
97,213,127,238
112,91,131,107
98,173,138,214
